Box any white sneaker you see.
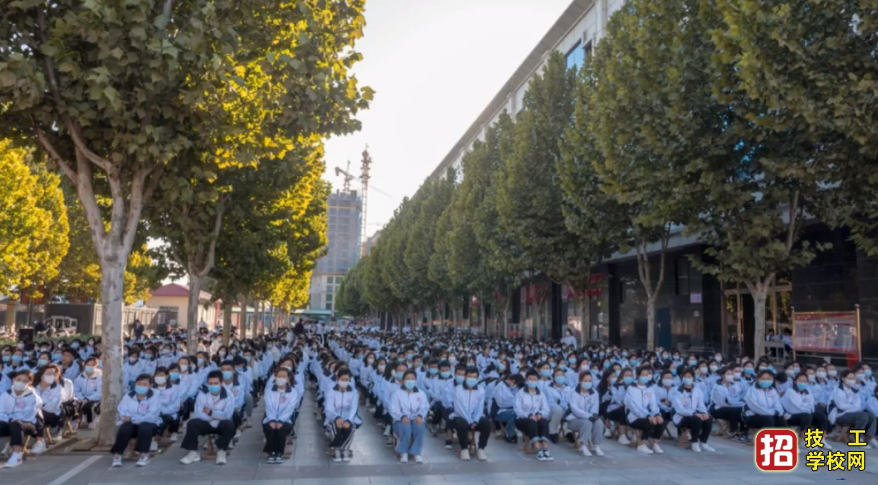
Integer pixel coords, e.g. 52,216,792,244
460,449,470,461
604,428,612,438
536,450,547,461
593,445,605,457
4,452,23,468
383,425,392,437
343,450,353,462
691,442,702,453
543,450,554,461
580,445,592,457
477,449,487,461
399,453,408,463
618,434,631,446
652,443,664,454
637,444,654,455
216,450,227,465
136,453,150,467
333,450,342,462
111,455,123,467
234,430,242,439
180,450,201,465
413,454,424,463
170,433,178,443
31,440,47,455
701,442,716,452
150,441,158,452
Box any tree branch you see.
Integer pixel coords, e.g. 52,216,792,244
63,119,113,172
34,125,78,184
785,190,800,253
74,148,108,252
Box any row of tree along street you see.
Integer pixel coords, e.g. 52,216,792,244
0,1,372,445
336,0,877,359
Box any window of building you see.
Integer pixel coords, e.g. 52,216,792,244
676,258,690,296
584,40,593,59
566,41,585,70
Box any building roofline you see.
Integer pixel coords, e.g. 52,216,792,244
428,0,596,181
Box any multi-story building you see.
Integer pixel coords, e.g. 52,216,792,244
309,190,363,314
422,0,878,360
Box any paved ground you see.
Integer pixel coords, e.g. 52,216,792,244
2,387,878,485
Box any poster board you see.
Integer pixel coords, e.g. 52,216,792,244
792,309,861,358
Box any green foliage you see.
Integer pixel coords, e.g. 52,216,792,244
337,259,369,318
0,140,69,296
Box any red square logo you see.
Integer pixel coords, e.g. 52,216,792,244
755,429,798,471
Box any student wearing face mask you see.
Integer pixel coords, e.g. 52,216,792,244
566,371,604,457
744,370,787,432
829,370,878,449
853,363,876,399
180,371,237,465
426,360,454,436
782,373,831,449
655,370,676,426
625,366,666,455
152,367,182,447
390,370,429,463
515,370,553,461
123,349,144,392
0,371,44,467
544,368,570,443
672,369,715,453
607,369,634,444
711,365,749,442
325,369,361,462
492,373,521,443
110,374,160,468
33,364,64,447
262,367,298,464
449,367,491,461
0,361,10,395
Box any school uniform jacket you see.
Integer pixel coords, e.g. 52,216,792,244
389,387,429,422
35,382,64,415
492,382,516,412
0,388,42,424
116,389,161,426
566,388,599,420
193,386,236,423
324,386,361,426
452,385,486,424
828,385,863,424
222,376,245,410
782,388,815,416
154,384,182,418
431,377,454,407
744,386,785,417
545,384,570,410
671,386,708,425
624,384,661,422
263,385,299,425
711,382,745,409
514,388,550,419
74,371,102,402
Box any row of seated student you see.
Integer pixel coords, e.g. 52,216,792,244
2,329,878,468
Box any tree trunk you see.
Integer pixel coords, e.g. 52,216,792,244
4,299,16,336
96,260,125,446
480,297,487,336
251,300,260,339
750,283,769,361
222,300,233,346
186,273,203,355
646,294,657,351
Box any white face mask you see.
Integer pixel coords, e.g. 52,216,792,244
13,381,26,391
338,380,350,389
180,365,189,372
43,375,56,384
275,377,288,387
155,376,167,385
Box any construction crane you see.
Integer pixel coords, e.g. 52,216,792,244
334,148,374,257
334,161,354,193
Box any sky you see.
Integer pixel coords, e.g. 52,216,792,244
323,0,572,239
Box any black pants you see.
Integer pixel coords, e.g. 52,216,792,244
607,406,627,425
159,414,181,434
451,417,491,450
233,410,242,429
629,417,667,440
181,418,235,451
327,421,356,450
62,401,78,421
788,412,828,432
711,406,746,433
0,420,41,447
746,414,787,431
43,410,65,430
110,421,157,455
80,400,101,423
262,422,292,454
431,403,446,425
515,417,549,441
677,416,713,443
181,398,195,421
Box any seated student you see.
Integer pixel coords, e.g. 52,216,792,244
263,367,298,464
60,349,81,382
123,349,144,392
566,370,604,457
492,373,521,444
0,371,44,468
33,364,65,443
514,370,554,461
829,370,878,449
219,360,245,440
782,372,830,449
672,368,715,453
324,369,361,462
382,362,407,442
153,367,181,446
180,370,236,465
625,366,666,455
450,366,491,461
711,365,749,442
0,361,9,395
389,370,429,463
655,370,676,426
110,374,160,468
608,369,634,444
744,370,787,432
545,368,570,443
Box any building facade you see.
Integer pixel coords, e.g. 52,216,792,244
309,190,363,313
422,0,878,361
